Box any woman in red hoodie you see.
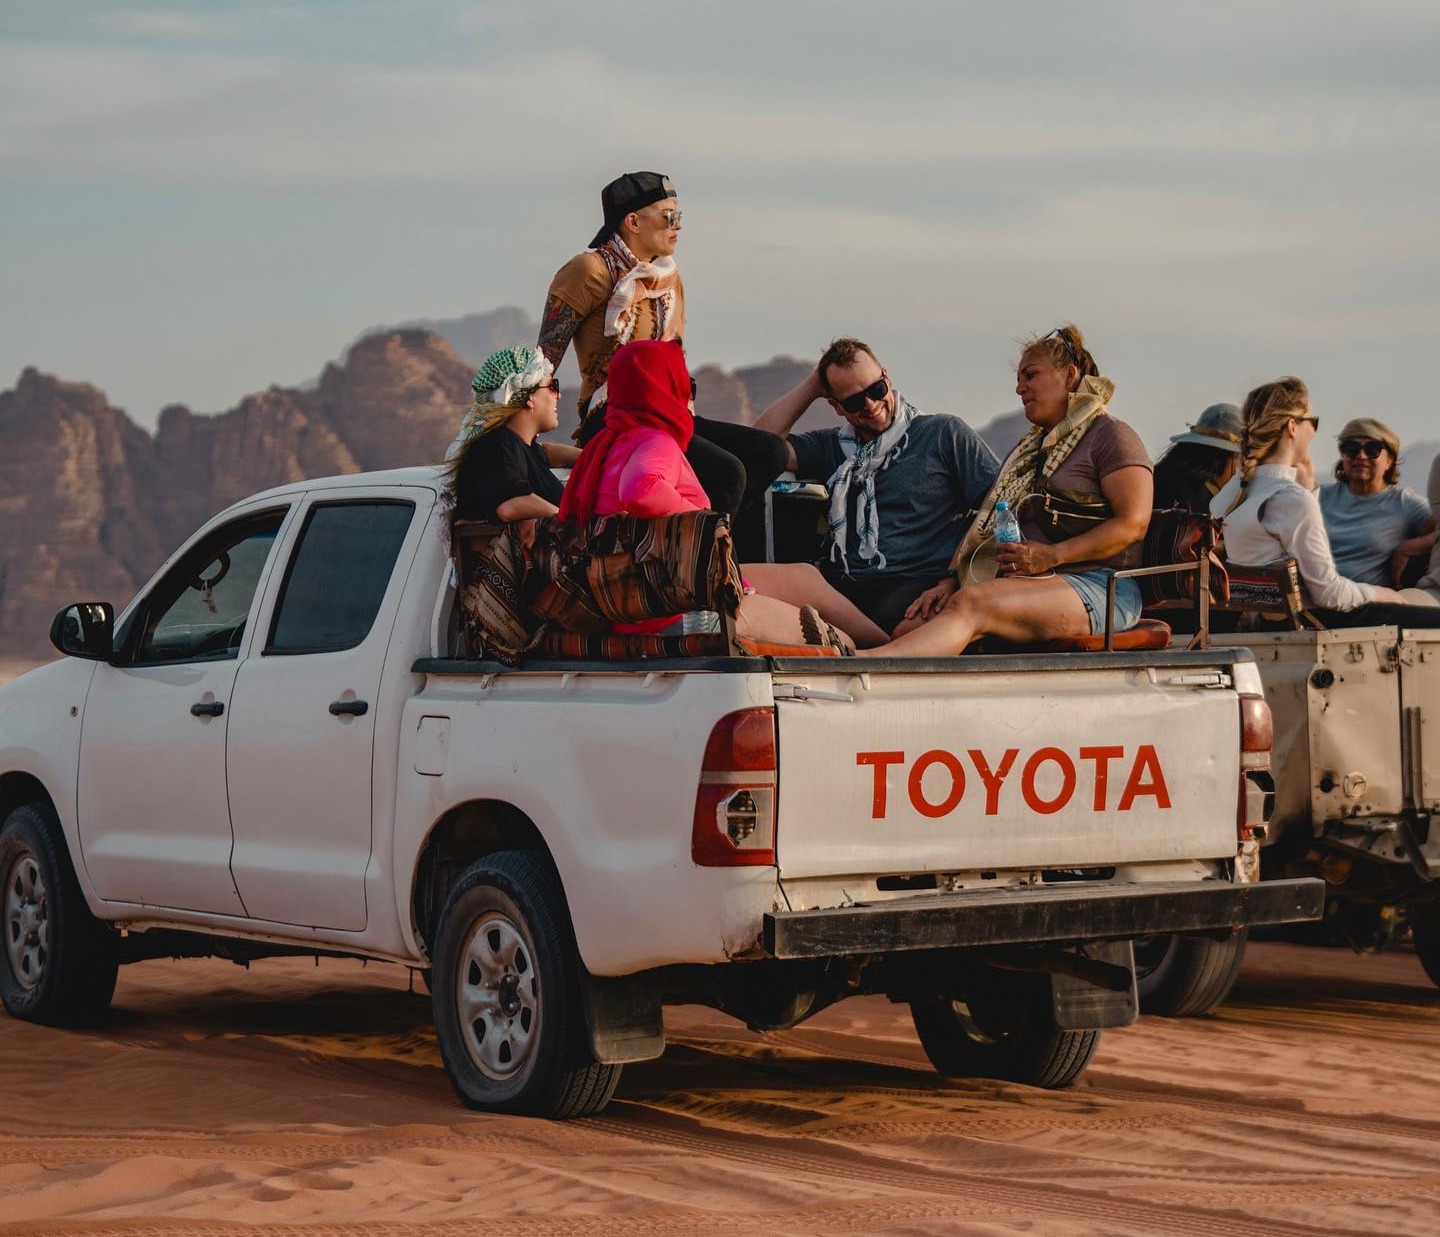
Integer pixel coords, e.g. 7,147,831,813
560,340,886,648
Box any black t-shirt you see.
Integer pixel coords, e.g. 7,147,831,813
454,430,564,521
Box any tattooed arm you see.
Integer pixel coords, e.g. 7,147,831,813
537,294,584,370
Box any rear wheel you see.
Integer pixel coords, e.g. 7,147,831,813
1135,929,1248,1017
1,802,118,1026
910,971,1099,1089
1411,906,1440,989
431,850,621,1118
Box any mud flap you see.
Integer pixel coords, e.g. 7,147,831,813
582,971,666,1064
1051,940,1138,1030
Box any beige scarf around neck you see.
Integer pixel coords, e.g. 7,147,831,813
950,374,1116,570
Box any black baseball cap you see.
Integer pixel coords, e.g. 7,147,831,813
589,171,677,248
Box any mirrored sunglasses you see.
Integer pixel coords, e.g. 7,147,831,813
835,377,889,415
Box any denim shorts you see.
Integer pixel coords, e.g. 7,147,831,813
1059,569,1143,636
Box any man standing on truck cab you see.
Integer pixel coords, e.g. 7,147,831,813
754,338,1001,633
537,171,787,552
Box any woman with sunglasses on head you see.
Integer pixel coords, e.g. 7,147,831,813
444,345,566,524
867,324,1154,656
560,340,890,649
1208,378,1440,623
1318,418,1436,594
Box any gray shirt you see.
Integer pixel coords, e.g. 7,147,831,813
1318,481,1431,586
791,411,1000,579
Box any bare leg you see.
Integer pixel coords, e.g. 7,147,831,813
740,562,889,647
735,593,857,647
857,576,1091,657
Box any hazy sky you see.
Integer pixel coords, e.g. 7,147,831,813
3,1,1438,459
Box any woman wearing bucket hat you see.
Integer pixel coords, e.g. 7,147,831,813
1318,416,1436,594
1153,403,1243,512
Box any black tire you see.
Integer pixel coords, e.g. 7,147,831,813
1135,929,1248,1017
0,802,119,1027
910,971,1100,1089
431,850,620,1118
1411,906,1440,989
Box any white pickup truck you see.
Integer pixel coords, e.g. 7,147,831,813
0,467,1322,1117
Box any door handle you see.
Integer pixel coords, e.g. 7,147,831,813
328,699,369,717
190,700,225,717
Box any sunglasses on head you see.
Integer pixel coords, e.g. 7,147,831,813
1340,439,1385,459
834,376,889,415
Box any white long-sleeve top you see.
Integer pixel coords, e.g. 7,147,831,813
1211,464,1376,611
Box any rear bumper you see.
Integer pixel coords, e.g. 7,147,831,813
762,877,1324,960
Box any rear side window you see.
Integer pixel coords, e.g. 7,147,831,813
267,501,415,655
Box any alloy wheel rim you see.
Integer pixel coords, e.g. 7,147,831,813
457,911,539,1080
4,852,49,991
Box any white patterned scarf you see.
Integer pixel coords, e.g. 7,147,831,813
597,235,684,345
825,396,916,574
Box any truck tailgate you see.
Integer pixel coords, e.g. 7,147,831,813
773,660,1241,878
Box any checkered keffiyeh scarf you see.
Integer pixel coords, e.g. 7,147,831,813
824,397,915,574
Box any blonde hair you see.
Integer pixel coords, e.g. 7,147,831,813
441,399,526,493
1238,376,1309,485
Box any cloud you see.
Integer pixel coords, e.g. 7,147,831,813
3,2,1439,447
97,9,238,39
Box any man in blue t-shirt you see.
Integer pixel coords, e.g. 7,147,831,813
754,337,1000,632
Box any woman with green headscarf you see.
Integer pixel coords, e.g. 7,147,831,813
445,345,567,522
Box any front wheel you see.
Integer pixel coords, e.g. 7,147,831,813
431,850,621,1118
1,802,119,1026
910,971,1099,1089
1134,929,1248,1017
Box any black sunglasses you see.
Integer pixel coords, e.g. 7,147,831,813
1340,439,1385,459
689,376,697,400
545,378,561,393
834,376,889,415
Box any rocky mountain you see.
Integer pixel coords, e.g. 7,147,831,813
0,318,829,661
378,307,828,435
0,330,475,660
6,313,1433,664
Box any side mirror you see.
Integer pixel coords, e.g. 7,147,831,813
49,602,114,660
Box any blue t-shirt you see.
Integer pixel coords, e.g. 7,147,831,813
1318,481,1432,586
791,411,1000,579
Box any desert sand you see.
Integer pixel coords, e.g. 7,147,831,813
1,940,1437,1236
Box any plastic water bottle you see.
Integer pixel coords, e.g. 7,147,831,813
993,500,1023,544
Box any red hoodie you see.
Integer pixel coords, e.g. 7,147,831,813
558,340,709,525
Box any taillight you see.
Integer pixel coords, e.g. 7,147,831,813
692,708,777,866
1237,692,1274,854
1239,692,1272,770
